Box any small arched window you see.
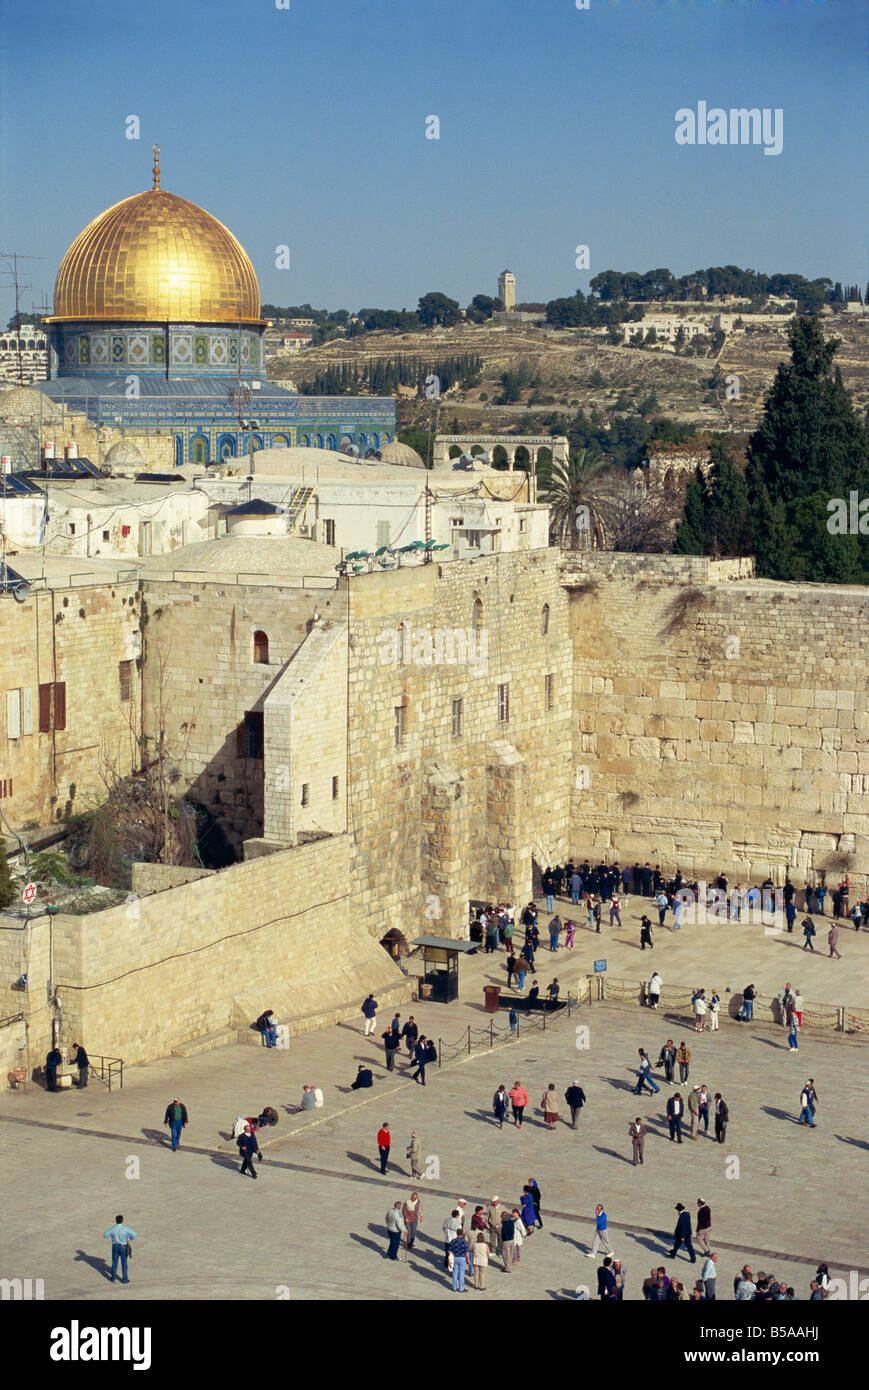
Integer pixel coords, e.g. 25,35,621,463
541,603,550,635
472,597,483,634
253,630,269,664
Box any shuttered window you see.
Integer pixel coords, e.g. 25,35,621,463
6,690,21,740
39,683,51,732
21,686,33,735
38,682,66,731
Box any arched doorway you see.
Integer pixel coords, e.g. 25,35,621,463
380,927,409,962
448,443,463,460
190,434,210,466
491,444,509,469
514,445,531,471
217,433,237,460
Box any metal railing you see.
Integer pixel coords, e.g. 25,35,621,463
87,1055,124,1090
592,976,866,1037
437,991,580,1066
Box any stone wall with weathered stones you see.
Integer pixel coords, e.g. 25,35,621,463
0,580,141,827
346,550,574,940
565,554,869,891
15,833,409,1066
141,580,343,852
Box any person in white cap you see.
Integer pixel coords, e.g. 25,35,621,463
564,1079,587,1128
486,1196,503,1255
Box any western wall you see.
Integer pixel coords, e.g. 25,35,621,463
6,546,869,1067
564,552,869,892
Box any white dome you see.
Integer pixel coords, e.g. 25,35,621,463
378,439,425,468
104,440,146,464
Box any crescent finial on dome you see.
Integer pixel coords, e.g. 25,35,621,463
152,144,161,190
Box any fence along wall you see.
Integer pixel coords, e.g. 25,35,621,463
567,561,869,892
37,833,407,1065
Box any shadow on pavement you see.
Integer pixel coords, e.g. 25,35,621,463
548,1230,585,1252
835,1134,869,1149
592,1145,634,1165
349,1232,388,1258
74,1249,111,1281
141,1127,169,1145
761,1106,802,1125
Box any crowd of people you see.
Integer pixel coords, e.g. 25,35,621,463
382,1183,838,1300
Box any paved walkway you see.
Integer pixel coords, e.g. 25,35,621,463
2,935,866,1300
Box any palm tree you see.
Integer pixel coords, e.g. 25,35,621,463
540,449,610,549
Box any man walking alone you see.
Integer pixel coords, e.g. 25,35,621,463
163,1097,188,1151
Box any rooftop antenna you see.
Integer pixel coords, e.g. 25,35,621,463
0,252,44,384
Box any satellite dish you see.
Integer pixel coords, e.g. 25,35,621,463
12,582,30,603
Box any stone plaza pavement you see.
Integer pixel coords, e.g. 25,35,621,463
1,895,867,1301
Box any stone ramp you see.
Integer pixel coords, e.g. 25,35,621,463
231,931,413,1039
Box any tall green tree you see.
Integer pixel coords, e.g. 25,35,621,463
703,436,753,557
417,292,462,327
672,467,706,554
540,449,611,549
746,316,869,580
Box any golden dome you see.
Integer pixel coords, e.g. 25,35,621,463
50,152,262,325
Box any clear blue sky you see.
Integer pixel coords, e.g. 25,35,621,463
0,0,865,322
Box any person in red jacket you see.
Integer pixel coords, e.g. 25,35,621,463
508,1081,529,1129
377,1123,391,1174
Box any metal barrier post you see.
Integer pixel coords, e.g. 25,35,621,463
438,1039,442,1068
489,1020,494,1048
467,1026,471,1055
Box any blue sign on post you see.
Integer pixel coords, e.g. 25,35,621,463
593,959,607,973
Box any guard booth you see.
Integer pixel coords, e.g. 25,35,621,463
412,935,477,1004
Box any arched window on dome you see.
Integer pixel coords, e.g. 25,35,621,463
253,630,269,664
217,434,237,460
174,435,183,468
316,434,324,449
541,603,550,636
326,433,337,450
472,597,484,634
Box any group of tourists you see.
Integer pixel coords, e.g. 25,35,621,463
384,1183,545,1290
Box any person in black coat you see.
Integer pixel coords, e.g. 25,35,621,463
597,1257,617,1300
71,1043,89,1088
564,1081,587,1128
351,1065,373,1089
45,1047,62,1092
669,1203,696,1262
666,1092,685,1143
411,1037,428,1085
382,1029,401,1072
238,1125,260,1179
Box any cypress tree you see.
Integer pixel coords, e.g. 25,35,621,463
672,467,707,554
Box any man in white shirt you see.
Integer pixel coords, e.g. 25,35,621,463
701,1251,718,1300
648,972,662,1009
